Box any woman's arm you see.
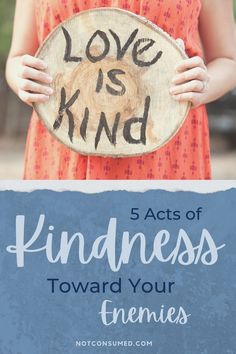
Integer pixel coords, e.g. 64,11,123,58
5,0,53,105
170,0,236,107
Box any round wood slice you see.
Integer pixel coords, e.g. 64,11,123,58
34,8,190,157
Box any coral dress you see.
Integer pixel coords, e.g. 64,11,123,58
24,0,211,180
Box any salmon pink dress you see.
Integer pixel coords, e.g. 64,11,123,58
24,0,211,180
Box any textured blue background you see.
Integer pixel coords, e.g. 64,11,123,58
0,189,235,354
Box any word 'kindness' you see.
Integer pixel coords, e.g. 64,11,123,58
7,215,225,270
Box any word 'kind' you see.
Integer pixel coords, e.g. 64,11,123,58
6,215,225,270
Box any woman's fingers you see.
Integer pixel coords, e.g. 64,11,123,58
17,77,53,103
19,79,53,95
172,92,203,108
19,66,53,84
175,56,206,73
18,90,50,104
21,54,47,70
169,56,210,108
172,66,208,85
17,55,54,104
170,80,206,95
171,83,208,108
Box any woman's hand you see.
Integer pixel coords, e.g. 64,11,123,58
170,55,210,108
17,54,53,105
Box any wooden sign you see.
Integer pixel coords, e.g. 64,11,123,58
34,8,190,157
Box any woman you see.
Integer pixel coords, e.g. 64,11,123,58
5,0,236,180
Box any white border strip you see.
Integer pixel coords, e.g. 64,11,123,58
0,180,235,193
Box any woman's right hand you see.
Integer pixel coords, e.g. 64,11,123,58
17,54,53,105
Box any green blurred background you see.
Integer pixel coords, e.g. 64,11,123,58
0,0,15,65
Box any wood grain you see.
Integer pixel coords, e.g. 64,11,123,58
34,8,190,157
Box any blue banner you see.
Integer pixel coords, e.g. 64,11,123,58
0,189,235,354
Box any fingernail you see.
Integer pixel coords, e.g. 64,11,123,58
46,87,54,95
44,95,50,101
174,64,180,71
42,61,48,69
169,87,176,94
172,77,178,84
47,76,53,83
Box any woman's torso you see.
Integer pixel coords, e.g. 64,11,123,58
35,0,203,57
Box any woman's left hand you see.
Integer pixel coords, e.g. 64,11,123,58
169,56,210,108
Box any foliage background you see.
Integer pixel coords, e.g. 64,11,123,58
1,0,236,65
0,0,15,65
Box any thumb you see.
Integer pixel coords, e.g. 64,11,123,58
176,38,185,52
